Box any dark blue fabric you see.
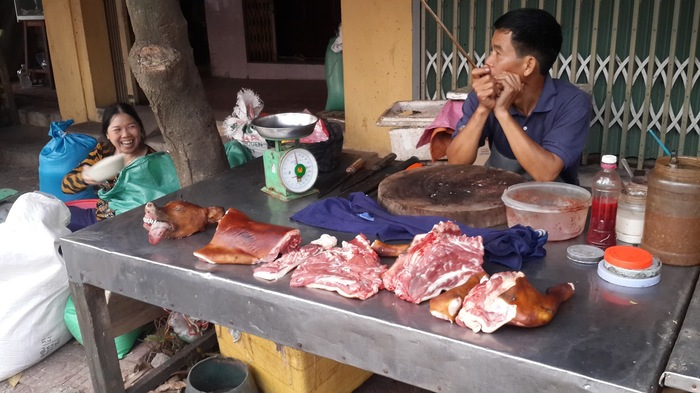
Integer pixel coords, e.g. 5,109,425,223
291,192,547,270
67,206,98,232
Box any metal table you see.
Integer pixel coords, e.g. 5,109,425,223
661,277,700,392
59,158,700,393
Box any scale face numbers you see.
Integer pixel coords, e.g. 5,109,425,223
278,148,318,193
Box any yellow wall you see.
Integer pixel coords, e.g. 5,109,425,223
341,0,413,154
44,0,116,122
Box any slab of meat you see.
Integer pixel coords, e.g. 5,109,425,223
253,234,337,281
455,271,575,333
143,200,225,245
193,208,301,264
382,221,485,304
289,234,387,300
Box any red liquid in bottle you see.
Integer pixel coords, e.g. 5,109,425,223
586,197,619,248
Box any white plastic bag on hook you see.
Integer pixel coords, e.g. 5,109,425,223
223,89,267,158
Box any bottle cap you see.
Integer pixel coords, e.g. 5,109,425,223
601,155,617,165
604,245,653,270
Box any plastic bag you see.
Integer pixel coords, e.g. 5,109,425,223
98,152,180,215
299,109,329,143
39,119,98,202
64,295,141,359
325,25,345,111
0,192,73,380
223,89,267,158
224,139,254,168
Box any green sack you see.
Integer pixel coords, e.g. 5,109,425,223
98,152,181,215
224,139,253,168
64,295,142,359
324,37,345,111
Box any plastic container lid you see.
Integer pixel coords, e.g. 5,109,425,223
604,246,653,270
567,245,605,264
601,155,618,164
597,261,661,288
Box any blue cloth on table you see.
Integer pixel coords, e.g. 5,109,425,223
291,192,547,270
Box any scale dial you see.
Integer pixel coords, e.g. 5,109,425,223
278,148,318,193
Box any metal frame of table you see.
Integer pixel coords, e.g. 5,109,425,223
661,277,700,392
59,158,700,393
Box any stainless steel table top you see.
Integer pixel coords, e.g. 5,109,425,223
59,158,700,393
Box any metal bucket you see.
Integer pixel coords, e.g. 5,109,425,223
186,357,258,393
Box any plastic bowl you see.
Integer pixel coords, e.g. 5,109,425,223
501,182,591,241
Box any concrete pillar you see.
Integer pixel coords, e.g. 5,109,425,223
44,0,117,123
341,0,413,154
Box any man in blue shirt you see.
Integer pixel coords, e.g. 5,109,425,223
447,8,591,185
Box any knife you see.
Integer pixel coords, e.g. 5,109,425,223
317,157,365,198
358,156,421,197
340,153,397,192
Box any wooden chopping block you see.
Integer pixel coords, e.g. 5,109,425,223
378,164,525,228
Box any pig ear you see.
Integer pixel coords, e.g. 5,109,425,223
207,207,226,222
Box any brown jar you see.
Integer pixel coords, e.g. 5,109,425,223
641,156,700,266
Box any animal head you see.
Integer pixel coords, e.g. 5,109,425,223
143,200,225,245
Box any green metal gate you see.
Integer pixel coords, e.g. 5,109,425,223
419,0,700,166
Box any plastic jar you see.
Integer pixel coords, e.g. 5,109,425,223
615,188,647,244
641,155,700,266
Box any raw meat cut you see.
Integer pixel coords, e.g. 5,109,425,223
193,208,301,264
382,221,485,304
429,271,487,322
290,234,387,300
253,234,338,281
456,271,575,333
143,200,225,245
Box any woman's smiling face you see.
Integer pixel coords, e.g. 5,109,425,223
106,113,142,154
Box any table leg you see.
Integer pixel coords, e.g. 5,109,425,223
70,282,125,393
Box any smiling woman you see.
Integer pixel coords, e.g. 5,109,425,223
61,102,157,227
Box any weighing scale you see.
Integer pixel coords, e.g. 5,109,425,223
250,113,320,201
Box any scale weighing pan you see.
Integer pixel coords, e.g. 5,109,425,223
250,113,318,140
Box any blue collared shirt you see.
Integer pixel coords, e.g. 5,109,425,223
454,75,591,184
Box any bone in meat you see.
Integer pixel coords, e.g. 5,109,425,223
455,271,575,333
290,234,387,300
143,200,225,245
193,208,301,264
382,221,485,304
253,234,337,281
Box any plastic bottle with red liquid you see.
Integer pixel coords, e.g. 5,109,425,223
586,155,623,249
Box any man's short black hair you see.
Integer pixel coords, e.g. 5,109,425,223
494,8,562,76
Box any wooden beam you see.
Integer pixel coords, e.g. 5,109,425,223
0,46,20,125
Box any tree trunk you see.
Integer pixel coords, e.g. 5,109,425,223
125,0,228,187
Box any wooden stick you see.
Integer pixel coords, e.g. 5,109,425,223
420,0,477,69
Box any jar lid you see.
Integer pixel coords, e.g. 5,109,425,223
604,246,653,270
567,245,605,264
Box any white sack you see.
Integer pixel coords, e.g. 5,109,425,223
0,192,73,381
